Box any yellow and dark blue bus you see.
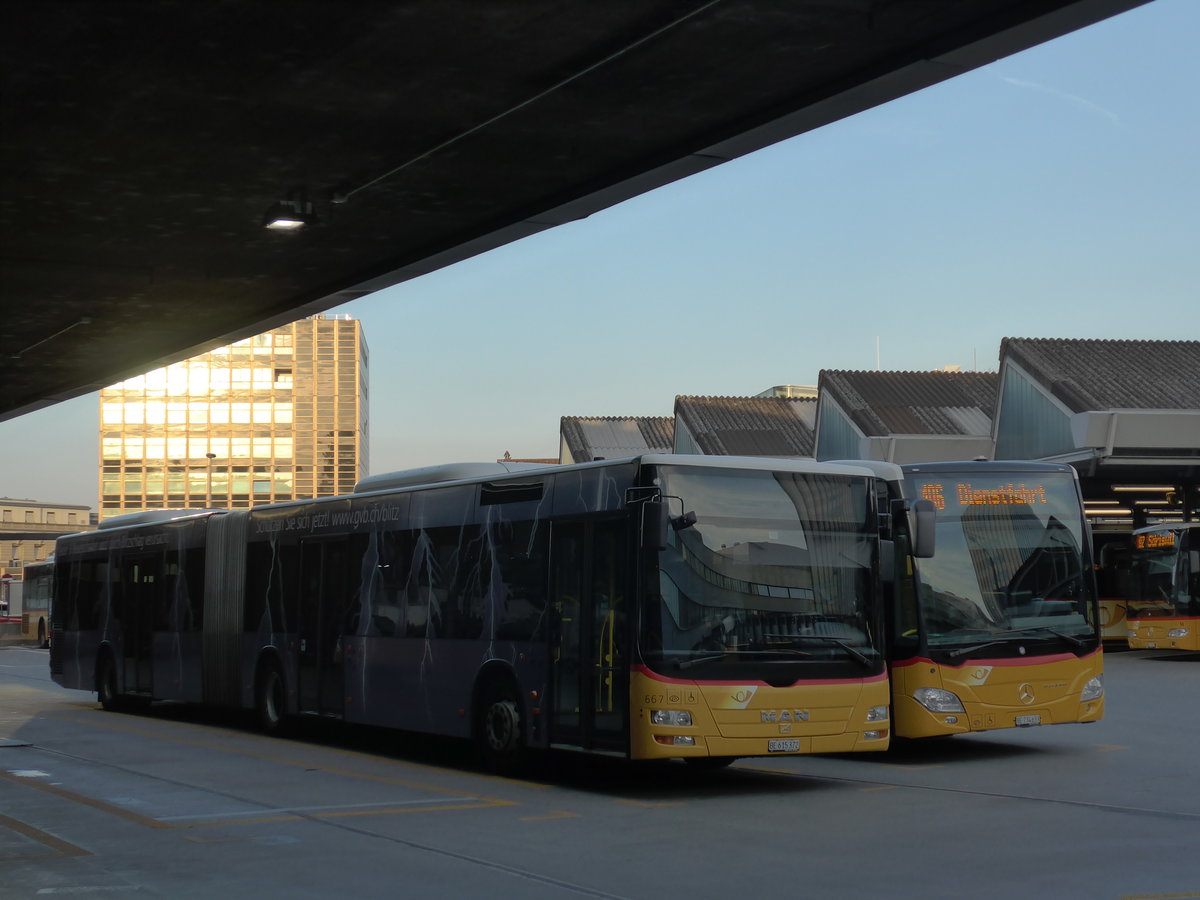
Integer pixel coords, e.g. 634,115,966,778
51,455,901,769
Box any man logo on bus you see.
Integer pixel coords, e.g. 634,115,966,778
1018,683,1036,705
761,709,810,723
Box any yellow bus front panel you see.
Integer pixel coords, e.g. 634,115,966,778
891,651,1104,739
1128,617,1200,651
630,666,891,760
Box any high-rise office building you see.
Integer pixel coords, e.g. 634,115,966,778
99,315,368,520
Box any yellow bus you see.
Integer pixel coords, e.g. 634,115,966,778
52,455,898,769
21,559,53,648
1126,523,1200,651
881,461,1104,739
1093,530,1133,645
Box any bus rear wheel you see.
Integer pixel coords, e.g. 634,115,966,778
477,683,523,773
256,663,287,734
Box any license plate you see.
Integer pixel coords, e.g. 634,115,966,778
1014,714,1042,727
768,739,801,752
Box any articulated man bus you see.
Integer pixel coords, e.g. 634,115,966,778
51,455,904,769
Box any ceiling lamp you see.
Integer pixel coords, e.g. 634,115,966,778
263,190,314,230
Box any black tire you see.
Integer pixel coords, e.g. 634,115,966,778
256,662,287,734
97,653,120,711
477,681,524,773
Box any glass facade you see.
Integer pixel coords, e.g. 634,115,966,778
98,316,368,520
993,362,1073,460
814,399,863,461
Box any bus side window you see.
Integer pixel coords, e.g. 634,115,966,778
369,530,407,637
893,533,920,650
492,518,549,642
185,547,205,631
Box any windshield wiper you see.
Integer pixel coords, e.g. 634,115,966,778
1002,626,1089,648
789,635,874,667
674,653,730,670
945,627,1090,659
946,640,1011,660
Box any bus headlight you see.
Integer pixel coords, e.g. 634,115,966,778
1080,674,1104,702
650,710,693,727
866,705,889,722
1168,628,1190,639
913,687,965,713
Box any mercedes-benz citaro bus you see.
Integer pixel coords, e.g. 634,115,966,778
51,455,907,770
1127,522,1200,651
841,459,1104,740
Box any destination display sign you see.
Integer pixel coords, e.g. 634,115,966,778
1134,531,1177,550
918,482,1049,511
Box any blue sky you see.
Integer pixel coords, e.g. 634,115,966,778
3,0,1196,510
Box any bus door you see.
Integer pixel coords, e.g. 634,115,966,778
118,552,162,695
297,538,353,717
549,519,629,752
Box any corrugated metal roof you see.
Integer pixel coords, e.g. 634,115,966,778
818,370,998,437
674,395,816,457
559,416,674,462
1001,338,1200,412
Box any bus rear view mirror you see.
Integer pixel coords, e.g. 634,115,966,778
641,500,669,551
911,499,936,559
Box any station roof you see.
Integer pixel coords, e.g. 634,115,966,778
0,1,1149,423
818,369,998,437
675,395,817,457
559,416,675,464
1000,338,1200,412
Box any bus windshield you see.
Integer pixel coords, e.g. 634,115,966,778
642,465,881,673
1130,528,1200,618
904,471,1095,649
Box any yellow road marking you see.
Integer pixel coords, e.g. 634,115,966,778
0,810,91,858
9,710,525,830
0,769,166,829
45,708,517,802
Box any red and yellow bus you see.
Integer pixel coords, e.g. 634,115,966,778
1126,523,1200,651
1093,530,1133,644
51,455,898,768
880,460,1104,739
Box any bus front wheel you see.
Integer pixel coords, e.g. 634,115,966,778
97,654,120,711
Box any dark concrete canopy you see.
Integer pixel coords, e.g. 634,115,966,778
0,0,1148,422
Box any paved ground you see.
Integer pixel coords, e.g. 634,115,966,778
1,644,1197,899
